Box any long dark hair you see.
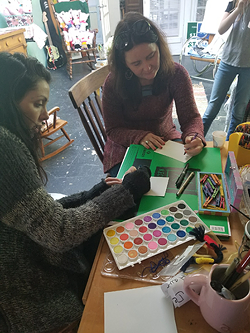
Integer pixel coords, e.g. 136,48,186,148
0,52,51,184
108,12,174,106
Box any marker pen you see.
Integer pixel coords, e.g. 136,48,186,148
176,171,195,197
175,163,189,188
224,249,250,289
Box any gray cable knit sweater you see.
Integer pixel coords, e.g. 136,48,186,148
0,126,135,333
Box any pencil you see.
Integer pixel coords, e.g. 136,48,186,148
184,133,198,155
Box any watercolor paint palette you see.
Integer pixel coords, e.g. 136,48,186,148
103,200,210,270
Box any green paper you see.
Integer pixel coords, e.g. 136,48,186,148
118,145,230,237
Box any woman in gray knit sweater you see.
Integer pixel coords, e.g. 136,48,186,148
0,52,151,333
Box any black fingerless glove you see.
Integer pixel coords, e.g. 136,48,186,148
122,166,151,202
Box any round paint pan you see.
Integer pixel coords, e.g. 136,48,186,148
133,237,143,247
148,241,158,252
117,253,128,266
106,229,115,238
143,233,153,243
128,249,138,261
116,226,125,235
153,229,162,239
109,237,119,247
119,233,129,243
167,233,177,244
158,238,168,248
138,245,148,256
152,212,161,220
176,229,187,240
129,229,138,239
123,241,133,251
113,245,124,255
134,219,143,227
125,221,134,231
156,219,166,227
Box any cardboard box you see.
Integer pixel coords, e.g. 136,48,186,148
224,151,243,212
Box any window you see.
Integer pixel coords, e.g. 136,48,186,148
196,0,208,22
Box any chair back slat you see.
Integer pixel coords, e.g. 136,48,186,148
84,100,105,150
68,65,109,162
89,96,107,141
76,103,104,162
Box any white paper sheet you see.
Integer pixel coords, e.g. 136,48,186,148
104,285,178,333
155,141,192,163
144,176,169,196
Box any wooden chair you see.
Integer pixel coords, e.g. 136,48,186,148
40,106,74,161
51,1,97,79
68,65,109,163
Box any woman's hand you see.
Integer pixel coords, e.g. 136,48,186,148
184,135,204,156
105,166,137,186
140,133,165,150
237,0,249,13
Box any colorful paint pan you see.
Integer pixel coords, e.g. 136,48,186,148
153,230,162,239
116,226,125,234
106,229,115,238
138,245,148,256
119,233,129,242
143,233,153,242
148,241,158,252
152,212,161,220
113,245,123,255
158,238,167,248
157,219,166,227
109,237,119,246
117,253,128,266
125,222,134,231
128,249,138,261
124,241,133,250
133,237,143,246
166,216,174,223
103,200,210,270
134,219,143,227
129,229,138,238
143,215,152,223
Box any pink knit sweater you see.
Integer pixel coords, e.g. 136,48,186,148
102,62,206,173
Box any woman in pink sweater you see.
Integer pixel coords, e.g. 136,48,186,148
102,12,206,176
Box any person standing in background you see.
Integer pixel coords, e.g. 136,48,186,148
202,0,250,140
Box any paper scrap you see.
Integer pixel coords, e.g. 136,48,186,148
144,176,169,196
155,141,192,163
161,272,202,308
104,285,177,333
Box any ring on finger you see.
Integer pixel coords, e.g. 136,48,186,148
145,140,149,144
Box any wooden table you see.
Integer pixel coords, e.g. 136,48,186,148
77,142,250,333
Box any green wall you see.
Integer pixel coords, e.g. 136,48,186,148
27,0,47,66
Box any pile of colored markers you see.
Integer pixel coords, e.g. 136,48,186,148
200,174,225,210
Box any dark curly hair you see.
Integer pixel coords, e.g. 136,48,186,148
108,12,175,106
0,52,51,184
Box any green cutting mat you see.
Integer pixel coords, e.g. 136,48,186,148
118,145,230,237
